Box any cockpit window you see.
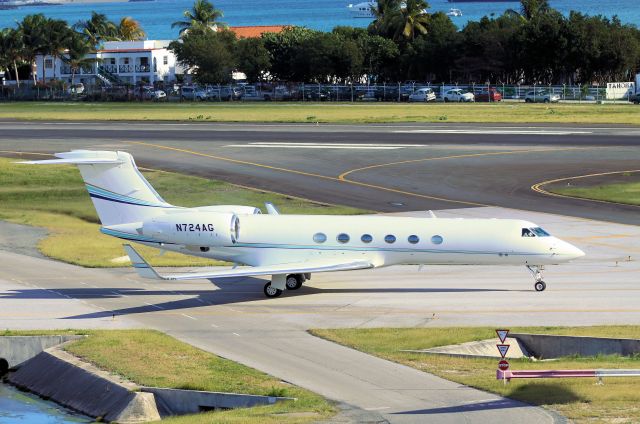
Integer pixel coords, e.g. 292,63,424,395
522,228,535,237
532,227,550,237
522,227,551,237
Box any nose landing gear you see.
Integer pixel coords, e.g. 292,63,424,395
527,265,546,292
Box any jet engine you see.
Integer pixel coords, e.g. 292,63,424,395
142,212,240,246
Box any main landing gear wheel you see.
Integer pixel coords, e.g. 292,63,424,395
263,282,282,298
534,281,547,292
285,274,303,290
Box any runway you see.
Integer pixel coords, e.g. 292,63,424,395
1,121,640,224
1,121,639,422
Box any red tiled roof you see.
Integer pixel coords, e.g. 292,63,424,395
228,25,288,38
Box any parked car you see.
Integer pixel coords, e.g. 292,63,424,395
524,90,560,103
264,86,293,101
630,92,640,104
475,88,502,102
66,83,85,95
408,87,436,102
442,88,474,102
144,88,166,101
240,85,268,101
181,86,208,101
305,88,331,101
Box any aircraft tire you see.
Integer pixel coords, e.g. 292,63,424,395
285,274,303,290
264,282,283,298
534,281,546,292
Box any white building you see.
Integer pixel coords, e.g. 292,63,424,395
36,40,180,86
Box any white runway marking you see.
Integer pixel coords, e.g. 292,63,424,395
181,313,197,320
224,142,426,150
394,129,593,135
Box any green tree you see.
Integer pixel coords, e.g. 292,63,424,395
369,0,402,38
391,0,430,41
262,26,317,81
18,14,48,85
43,19,73,81
63,31,95,86
236,37,271,82
170,29,236,83
117,17,146,41
0,28,24,87
74,12,118,48
507,0,551,21
172,0,225,36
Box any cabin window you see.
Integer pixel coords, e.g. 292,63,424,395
431,235,443,245
522,228,535,237
313,233,327,243
408,235,419,244
531,227,550,237
384,235,396,244
337,233,350,244
361,234,373,243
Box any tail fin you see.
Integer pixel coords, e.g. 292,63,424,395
21,150,173,226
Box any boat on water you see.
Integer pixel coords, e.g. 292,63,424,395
347,1,375,18
448,0,515,2
447,8,462,16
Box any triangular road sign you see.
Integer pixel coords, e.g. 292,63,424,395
496,329,509,343
497,344,510,358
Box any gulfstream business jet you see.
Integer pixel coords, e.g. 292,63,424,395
23,151,585,298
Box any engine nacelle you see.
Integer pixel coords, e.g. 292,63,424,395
142,212,239,246
196,205,261,215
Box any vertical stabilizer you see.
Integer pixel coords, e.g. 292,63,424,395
21,150,173,226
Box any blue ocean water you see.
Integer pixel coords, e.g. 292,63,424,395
0,0,638,39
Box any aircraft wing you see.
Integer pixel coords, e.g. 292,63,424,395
124,244,373,281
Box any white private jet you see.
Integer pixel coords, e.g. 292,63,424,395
23,150,585,298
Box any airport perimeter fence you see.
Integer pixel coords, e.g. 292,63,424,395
0,81,632,103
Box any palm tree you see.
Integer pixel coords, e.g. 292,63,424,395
0,28,24,87
172,0,225,35
117,17,146,41
43,19,73,81
18,13,48,85
392,0,430,41
63,31,95,86
506,0,551,21
370,0,402,37
74,12,118,48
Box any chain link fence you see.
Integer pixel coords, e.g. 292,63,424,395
0,81,632,103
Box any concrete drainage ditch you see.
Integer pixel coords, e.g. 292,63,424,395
403,333,640,360
0,336,295,423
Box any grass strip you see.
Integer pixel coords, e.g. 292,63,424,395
0,157,364,267
2,329,334,423
311,326,640,423
0,102,639,124
551,182,640,206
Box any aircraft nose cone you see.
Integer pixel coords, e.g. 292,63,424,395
561,242,585,260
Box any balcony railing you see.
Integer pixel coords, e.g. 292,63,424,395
117,64,156,73
60,66,96,75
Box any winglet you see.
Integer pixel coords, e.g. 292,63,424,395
265,202,280,215
123,244,165,280
428,210,437,218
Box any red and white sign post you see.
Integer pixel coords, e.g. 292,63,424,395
496,329,510,384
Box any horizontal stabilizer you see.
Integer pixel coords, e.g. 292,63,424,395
123,244,373,281
19,150,125,165
19,158,123,165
